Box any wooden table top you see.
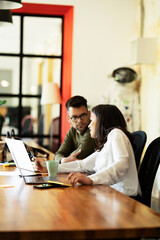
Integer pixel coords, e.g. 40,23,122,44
0,165,160,240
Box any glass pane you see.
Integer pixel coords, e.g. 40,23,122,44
21,98,39,136
0,16,20,53
0,56,20,94
38,103,60,150
22,58,61,95
0,97,19,136
21,96,60,149
23,17,62,56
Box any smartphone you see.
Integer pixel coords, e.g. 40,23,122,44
33,184,56,189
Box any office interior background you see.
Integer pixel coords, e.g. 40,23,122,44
0,0,160,204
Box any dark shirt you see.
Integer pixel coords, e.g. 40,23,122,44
54,127,96,162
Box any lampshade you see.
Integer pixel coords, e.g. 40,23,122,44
41,82,61,105
0,0,22,9
130,37,157,65
0,9,12,26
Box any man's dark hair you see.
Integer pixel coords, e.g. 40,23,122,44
66,95,88,111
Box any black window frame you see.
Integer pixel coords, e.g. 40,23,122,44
0,12,63,146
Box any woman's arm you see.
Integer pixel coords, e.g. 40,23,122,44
58,151,98,173
88,130,130,185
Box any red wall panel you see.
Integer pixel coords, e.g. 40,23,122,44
12,3,73,142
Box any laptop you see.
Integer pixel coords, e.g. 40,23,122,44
5,138,71,186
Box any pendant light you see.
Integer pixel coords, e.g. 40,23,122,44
0,9,13,26
0,0,22,10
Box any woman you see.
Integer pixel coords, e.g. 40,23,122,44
37,104,141,196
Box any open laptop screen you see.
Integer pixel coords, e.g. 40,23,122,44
5,138,35,172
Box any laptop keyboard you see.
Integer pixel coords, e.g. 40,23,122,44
25,176,45,183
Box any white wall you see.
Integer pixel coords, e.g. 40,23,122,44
23,0,137,107
72,0,137,107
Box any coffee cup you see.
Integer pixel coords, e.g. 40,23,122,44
42,160,59,177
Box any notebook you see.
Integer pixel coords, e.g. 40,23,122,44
5,138,71,186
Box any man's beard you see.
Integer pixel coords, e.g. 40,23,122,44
75,123,87,133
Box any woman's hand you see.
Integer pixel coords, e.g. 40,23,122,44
67,172,93,185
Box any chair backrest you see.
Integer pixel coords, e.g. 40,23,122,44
21,115,34,135
49,117,60,153
37,114,44,146
138,137,160,207
0,114,5,135
132,131,147,169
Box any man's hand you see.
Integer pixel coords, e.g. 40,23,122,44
61,149,81,163
67,172,93,185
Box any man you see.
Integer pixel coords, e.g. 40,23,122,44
54,95,96,163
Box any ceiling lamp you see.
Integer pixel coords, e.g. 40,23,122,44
0,0,22,10
0,9,13,26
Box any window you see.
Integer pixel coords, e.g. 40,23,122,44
0,13,63,150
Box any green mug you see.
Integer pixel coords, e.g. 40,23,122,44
42,160,59,177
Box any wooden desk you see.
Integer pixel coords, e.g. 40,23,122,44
0,166,160,240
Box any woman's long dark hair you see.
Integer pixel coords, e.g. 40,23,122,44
91,104,135,151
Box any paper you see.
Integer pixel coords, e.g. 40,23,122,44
0,184,14,188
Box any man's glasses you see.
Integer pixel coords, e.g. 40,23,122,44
69,113,88,123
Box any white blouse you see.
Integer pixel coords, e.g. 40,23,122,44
58,128,141,196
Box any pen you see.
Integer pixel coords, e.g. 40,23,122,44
3,163,16,167
31,157,38,165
